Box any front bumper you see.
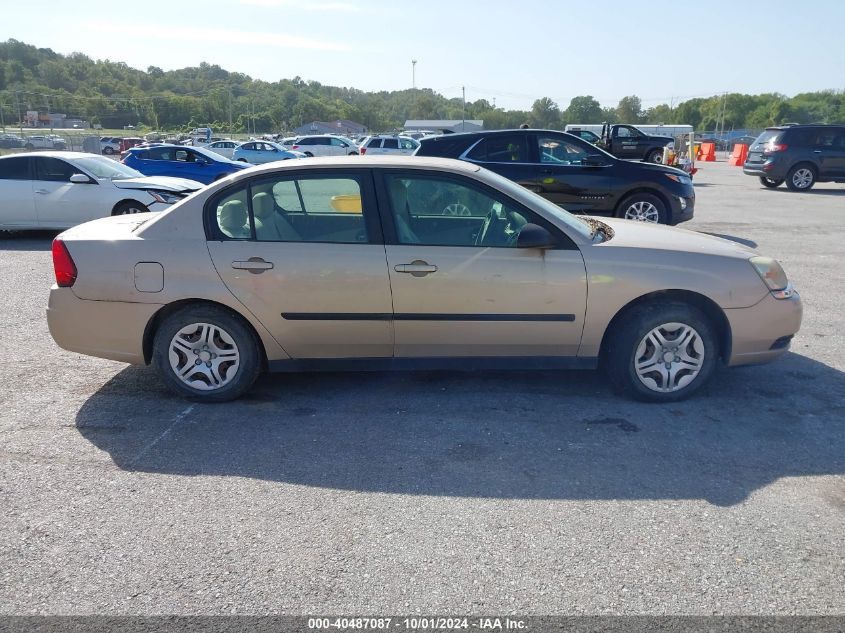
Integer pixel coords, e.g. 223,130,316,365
724,291,803,366
669,191,695,225
47,286,161,365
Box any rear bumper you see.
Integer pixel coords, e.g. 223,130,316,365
724,291,803,366
47,286,160,365
743,158,787,180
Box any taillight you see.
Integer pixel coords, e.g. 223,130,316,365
763,143,788,154
52,238,77,287
292,145,299,150
360,147,367,155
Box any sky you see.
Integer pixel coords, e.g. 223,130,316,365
3,0,844,111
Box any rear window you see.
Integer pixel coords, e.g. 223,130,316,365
752,130,782,148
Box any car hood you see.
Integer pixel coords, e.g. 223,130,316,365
111,176,204,192
595,217,759,259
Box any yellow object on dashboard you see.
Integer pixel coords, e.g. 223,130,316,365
330,194,362,213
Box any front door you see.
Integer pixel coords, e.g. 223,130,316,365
206,169,394,358
611,125,642,159
32,157,102,228
379,171,587,358
533,133,611,212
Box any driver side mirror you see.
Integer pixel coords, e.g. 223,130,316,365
583,154,610,167
69,173,92,184
517,223,557,249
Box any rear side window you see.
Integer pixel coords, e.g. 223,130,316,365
366,139,382,148
214,188,251,239
467,135,529,162
382,138,399,149
783,128,813,147
145,147,175,160
812,129,839,147
0,157,30,180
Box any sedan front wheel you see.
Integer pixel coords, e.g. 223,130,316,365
604,301,718,402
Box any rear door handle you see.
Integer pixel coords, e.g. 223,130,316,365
394,260,437,276
232,258,274,273
35,189,49,194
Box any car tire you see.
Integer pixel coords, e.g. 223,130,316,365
759,177,783,188
304,151,314,157
348,151,358,155
604,301,718,403
24,143,33,150
646,149,664,163
237,158,249,162
113,201,149,215
616,193,668,224
785,164,817,191
103,147,115,155
152,305,262,402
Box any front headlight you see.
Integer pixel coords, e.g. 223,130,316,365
750,256,794,299
664,173,691,185
149,191,183,204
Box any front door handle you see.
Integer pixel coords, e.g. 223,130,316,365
394,260,437,276
813,150,822,153
232,258,274,274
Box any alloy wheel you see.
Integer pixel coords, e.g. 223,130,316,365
623,201,660,223
791,168,814,189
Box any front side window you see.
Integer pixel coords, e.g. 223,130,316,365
466,135,528,162
35,157,76,182
385,173,543,248
538,137,591,165
616,126,633,138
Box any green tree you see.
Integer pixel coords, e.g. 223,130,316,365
529,97,561,128
615,95,643,123
563,95,602,124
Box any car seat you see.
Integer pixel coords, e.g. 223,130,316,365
218,200,250,238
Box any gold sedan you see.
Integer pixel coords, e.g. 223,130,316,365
47,156,802,403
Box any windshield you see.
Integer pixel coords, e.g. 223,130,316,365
479,168,593,241
191,145,236,163
74,156,143,180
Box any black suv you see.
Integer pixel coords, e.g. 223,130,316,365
416,129,694,225
743,124,845,191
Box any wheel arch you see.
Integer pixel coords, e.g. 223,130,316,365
142,298,269,368
615,187,673,224
598,289,732,364
111,198,148,216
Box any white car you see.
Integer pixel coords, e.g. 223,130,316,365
202,140,240,159
359,135,420,156
0,152,203,231
100,137,122,155
24,135,67,150
290,135,359,157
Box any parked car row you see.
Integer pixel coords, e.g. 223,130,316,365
0,152,203,230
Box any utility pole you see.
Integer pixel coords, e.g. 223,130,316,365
411,60,417,89
462,86,466,131
228,90,232,134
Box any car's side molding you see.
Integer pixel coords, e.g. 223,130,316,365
268,356,597,373
281,312,577,322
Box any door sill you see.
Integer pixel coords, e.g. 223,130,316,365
268,356,598,373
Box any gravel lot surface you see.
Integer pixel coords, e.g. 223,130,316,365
1,160,843,615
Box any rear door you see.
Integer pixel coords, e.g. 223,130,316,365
378,169,587,358
205,169,393,358
463,133,538,192
0,157,36,227
32,157,109,228
811,128,845,179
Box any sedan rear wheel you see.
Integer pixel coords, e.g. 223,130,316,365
605,301,717,402
153,305,261,402
617,193,667,224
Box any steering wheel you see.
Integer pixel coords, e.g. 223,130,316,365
442,202,471,216
474,209,494,246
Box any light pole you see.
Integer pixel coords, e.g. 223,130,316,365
411,60,417,89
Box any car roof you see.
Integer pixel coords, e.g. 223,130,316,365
222,155,480,176
0,151,101,160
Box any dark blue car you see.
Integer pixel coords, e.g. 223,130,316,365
122,144,251,184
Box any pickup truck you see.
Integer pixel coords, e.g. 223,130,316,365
568,124,674,163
